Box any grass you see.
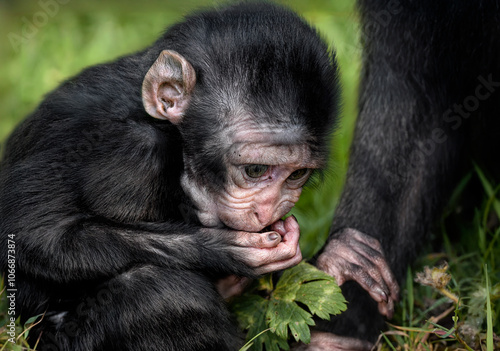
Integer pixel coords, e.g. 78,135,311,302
379,170,500,350
0,0,499,350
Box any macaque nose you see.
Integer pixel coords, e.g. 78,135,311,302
254,207,275,227
253,184,288,228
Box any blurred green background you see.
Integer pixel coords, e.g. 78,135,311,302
0,0,362,258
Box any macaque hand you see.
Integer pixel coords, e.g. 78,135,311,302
230,215,302,276
316,228,399,319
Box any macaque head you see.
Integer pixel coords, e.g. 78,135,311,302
142,4,339,232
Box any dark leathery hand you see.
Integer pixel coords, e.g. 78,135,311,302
316,228,399,318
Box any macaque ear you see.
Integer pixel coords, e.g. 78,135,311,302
142,50,196,124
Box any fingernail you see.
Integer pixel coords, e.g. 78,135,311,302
375,287,388,303
268,232,280,241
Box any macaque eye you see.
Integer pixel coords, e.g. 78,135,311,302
288,168,309,180
244,164,269,178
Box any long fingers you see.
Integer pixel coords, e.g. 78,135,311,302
317,228,400,319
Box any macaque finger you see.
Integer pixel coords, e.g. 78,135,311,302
354,238,399,303
332,247,391,303
377,296,395,319
359,248,399,307
340,259,396,318
240,235,302,270
231,230,282,248
270,216,299,238
275,215,300,245
379,261,400,302
353,232,399,302
270,219,286,235
345,264,389,305
284,215,299,231
352,229,383,252
255,245,302,274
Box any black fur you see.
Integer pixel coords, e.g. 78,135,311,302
316,0,500,342
0,3,339,350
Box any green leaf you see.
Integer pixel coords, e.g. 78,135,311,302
295,280,346,319
232,262,347,350
274,262,347,323
231,295,289,351
232,295,269,334
259,274,274,293
266,299,315,342
276,261,337,290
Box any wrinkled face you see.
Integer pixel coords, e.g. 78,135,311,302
181,129,320,232
217,139,315,232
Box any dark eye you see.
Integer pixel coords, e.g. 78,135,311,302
244,164,269,178
288,168,309,181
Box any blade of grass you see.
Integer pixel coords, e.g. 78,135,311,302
406,266,414,328
474,164,500,219
483,227,500,269
239,328,271,351
381,333,398,351
484,264,493,351
444,171,472,216
476,211,487,254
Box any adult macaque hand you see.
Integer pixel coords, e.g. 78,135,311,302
230,215,302,276
316,228,399,319
291,331,373,351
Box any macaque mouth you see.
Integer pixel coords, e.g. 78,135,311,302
260,225,272,233
222,224,271,233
